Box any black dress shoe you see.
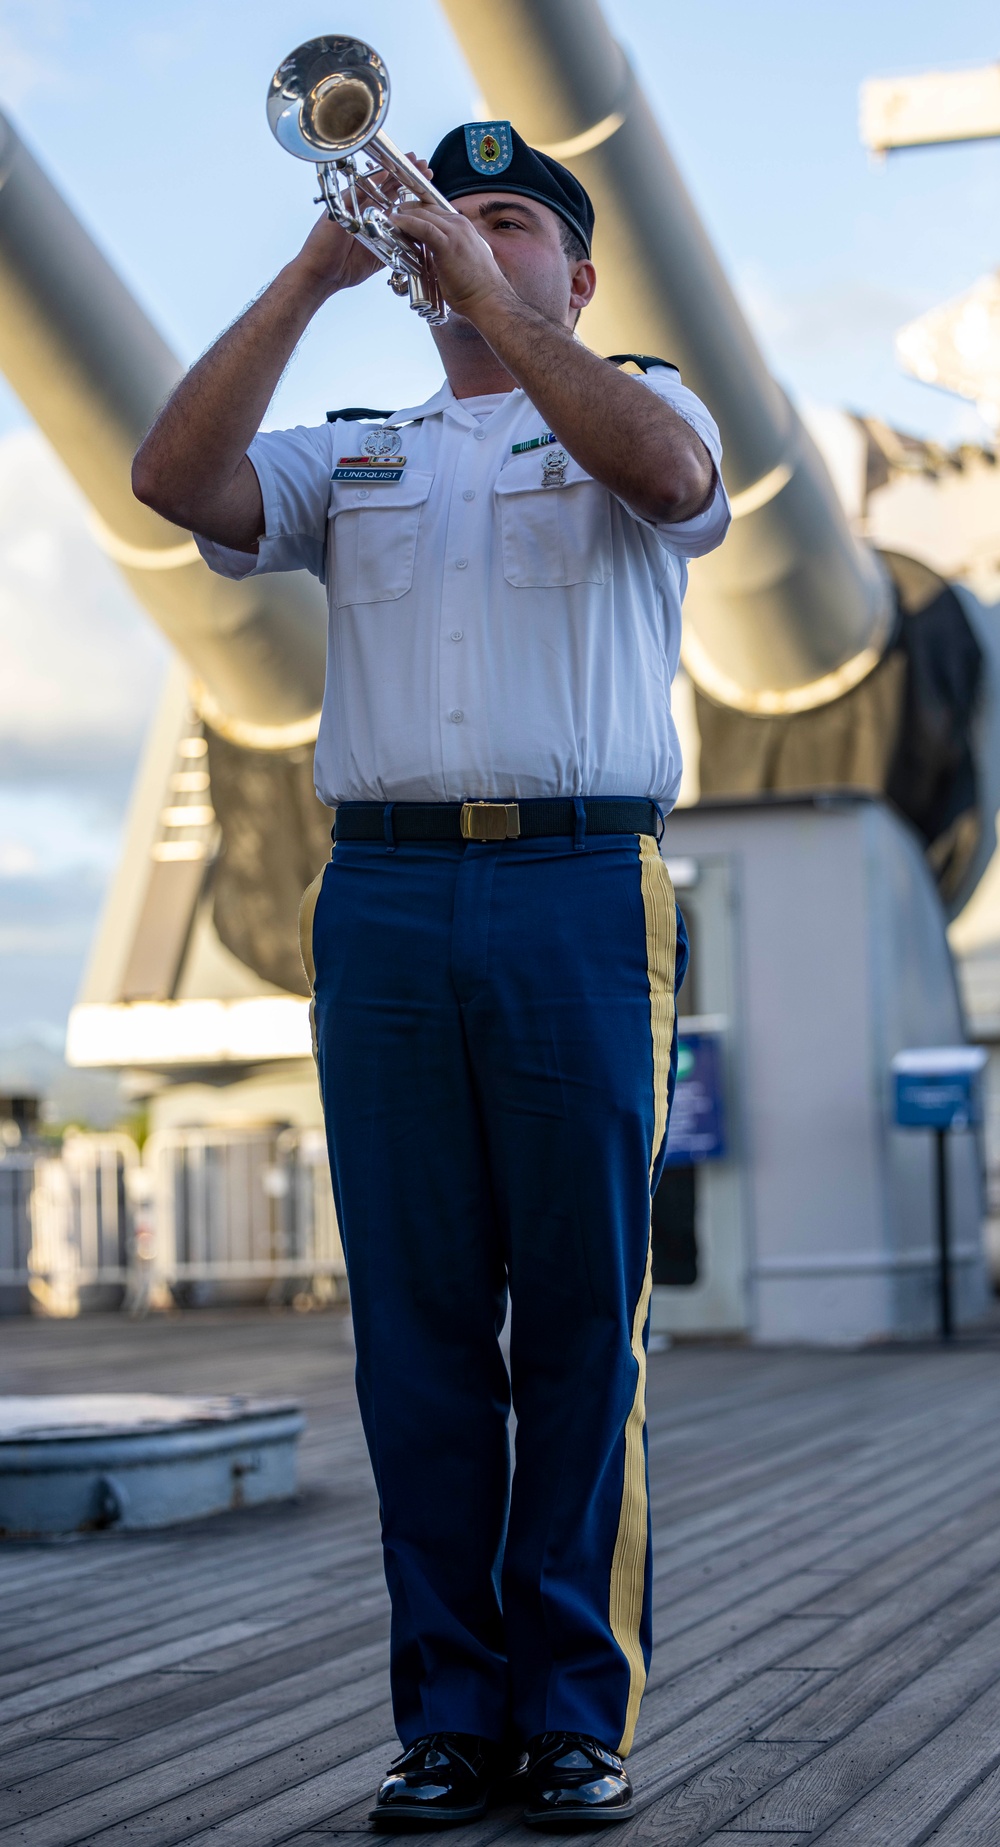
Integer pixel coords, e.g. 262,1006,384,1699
370,1731,502,1827
522,1732,634,1828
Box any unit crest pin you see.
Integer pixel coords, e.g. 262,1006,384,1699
541,448,568,488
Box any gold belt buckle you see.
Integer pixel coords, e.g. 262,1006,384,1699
460,801,521,842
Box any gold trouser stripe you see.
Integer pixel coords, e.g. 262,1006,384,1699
298,867,327,1062
610,836,677,1755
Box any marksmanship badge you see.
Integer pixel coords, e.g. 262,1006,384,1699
541,448,569,488
464,121,513,176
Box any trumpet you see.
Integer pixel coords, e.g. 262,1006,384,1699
267,35,458,324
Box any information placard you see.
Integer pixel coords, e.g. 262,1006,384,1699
891,1047,986,1130
663,1030,726,1166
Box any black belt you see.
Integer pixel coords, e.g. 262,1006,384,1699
334,798,660,844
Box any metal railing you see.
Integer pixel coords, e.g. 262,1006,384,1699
0,1150,36,1312
0,1126,345,1315
28,1133,137,1315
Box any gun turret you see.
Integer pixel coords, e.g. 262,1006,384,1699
0,112,325,744
437,0,894,716
439,0,998,913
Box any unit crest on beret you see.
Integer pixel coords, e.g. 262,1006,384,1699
463,121,513,176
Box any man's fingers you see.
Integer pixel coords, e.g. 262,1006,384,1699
392,205,452,239
394,215,451,255
393,199,452,221
393,204,477,240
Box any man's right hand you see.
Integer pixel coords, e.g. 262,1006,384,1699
290,155,435,301
290,209,384,300
132,154,434,553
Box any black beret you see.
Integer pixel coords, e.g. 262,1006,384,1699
428,121,595,257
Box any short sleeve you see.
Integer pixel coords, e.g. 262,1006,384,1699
194,422,337,583
627,367,731,560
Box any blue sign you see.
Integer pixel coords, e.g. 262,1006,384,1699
891,1047,986,1131
664,1030,726,1166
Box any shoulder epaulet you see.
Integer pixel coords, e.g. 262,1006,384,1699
325,407,390,423
606,354,680,375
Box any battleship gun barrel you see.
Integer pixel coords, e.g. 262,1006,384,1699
439,0,894,714
0,112,325,743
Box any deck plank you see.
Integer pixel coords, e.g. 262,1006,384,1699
4,1310,1000,1847
758,1562,1000,1744
729,1606,1000,1832
922,1758,1000,1844
0,1644,390,1827
798,1675,1000,1844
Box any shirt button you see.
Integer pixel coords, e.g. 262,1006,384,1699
462,489,476,501
450,629,464,641
356,489,369,500
455,557,469,570
473,429,486,441
450,709,464,724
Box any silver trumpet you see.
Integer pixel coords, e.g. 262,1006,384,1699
267,35,458,324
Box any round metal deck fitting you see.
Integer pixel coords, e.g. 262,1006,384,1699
0,1395,305,1538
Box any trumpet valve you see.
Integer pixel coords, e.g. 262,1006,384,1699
388,270,410,297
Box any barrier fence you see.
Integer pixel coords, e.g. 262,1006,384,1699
0,1127,346,1315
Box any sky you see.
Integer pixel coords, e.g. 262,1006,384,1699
0,0,998,1088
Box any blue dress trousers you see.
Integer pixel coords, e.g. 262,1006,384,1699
302,825,687,1755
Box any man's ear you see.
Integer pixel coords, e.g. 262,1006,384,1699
569,260,597,316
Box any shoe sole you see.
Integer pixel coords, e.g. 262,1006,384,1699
369,1797,491,1828
522,1800,635,1829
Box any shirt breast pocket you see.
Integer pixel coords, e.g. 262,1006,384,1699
327,470,434,606
494,456,612,589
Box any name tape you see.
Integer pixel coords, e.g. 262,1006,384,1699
332,460,407,483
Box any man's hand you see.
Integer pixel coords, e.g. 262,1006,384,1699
131,157,446,552
293,159,441,301
389,195,715,527
290,208,384,300
391,201,515,320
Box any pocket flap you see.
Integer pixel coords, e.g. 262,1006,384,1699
494,453,595,496
328,468,435,516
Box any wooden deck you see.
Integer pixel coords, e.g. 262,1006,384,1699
3,1311,1000,1846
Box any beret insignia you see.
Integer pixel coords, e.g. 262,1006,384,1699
464,120,513,176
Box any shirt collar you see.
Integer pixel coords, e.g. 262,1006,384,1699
386,378,526,428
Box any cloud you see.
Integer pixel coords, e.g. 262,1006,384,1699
0,1,80,110
0,787,123,880
0,26,49,110
735,262,925,366
0,1017,124,1127
0,865,108,1042
0,865,106,951
0,428,168,789
0,840,37,877
732,262,998,446
0,427,170,1048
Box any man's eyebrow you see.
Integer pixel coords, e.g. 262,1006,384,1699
477,198,544,228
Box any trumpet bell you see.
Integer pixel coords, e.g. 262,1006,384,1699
266,36,390,162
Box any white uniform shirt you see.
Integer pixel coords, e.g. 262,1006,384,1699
195,365,730,810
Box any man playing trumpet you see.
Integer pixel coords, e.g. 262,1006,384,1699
133,114,729,1829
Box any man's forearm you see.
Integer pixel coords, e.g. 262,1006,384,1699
471,294,712,524
390,195,714,524
132,262,330,546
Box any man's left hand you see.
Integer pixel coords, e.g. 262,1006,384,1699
391,202,514,321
